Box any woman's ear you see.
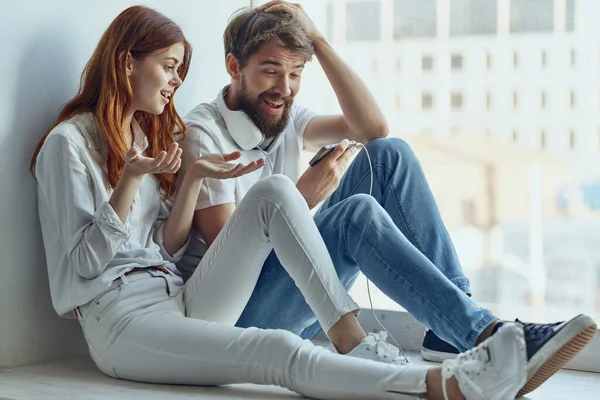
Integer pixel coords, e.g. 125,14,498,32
225,53,241,81
125,52,134,77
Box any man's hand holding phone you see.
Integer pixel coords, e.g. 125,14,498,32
297,139,360,209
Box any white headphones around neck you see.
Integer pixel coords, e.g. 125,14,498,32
217,87,286,154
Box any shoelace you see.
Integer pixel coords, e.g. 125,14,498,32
368,332,410,364
441,344,491,400
516,319,562,340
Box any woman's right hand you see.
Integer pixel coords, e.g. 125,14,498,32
123,143,182,178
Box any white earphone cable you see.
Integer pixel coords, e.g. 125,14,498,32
355,143,405,358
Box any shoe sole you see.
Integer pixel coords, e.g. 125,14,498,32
420,347,458,363
518,315,597,397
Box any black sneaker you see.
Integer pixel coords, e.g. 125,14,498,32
517,314,597,397
421,329,460,362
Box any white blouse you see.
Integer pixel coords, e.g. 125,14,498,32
35,112,186,318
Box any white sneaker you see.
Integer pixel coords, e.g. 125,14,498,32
441,323,527,400
331,332,411,365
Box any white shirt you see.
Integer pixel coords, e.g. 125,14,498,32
35,113,185,318
178,87,317,263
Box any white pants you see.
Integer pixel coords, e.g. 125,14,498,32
77,175,429,399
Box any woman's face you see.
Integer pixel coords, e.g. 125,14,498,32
128,42,185,115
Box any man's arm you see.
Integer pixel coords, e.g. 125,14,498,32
180,123,252,249
192,203,235,248
303,37,389,151
259,1,389,150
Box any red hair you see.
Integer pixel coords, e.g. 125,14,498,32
30,6,192,198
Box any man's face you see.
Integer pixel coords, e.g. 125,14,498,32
236,44,305,137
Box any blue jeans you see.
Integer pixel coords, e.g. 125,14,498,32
236,138,496,351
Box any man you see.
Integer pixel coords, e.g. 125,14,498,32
177,1,596,397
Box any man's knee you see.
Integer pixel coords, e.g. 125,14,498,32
365,137,417,166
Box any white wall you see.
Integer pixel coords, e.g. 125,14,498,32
0,0,248,368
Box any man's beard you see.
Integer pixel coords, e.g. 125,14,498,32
238,77,293,138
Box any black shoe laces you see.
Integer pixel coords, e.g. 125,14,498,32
516,319,562,340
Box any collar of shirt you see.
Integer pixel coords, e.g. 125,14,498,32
215,86,285,154
73,112,149,154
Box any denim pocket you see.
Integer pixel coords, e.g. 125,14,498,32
84,285,123,328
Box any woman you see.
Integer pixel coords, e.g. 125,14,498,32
30,6,526,400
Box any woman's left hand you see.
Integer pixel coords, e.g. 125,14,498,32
191,152,265,180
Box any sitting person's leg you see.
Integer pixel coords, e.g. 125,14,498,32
233,140,596,393
76,186,529,400
238,137,472,346
183,174,368,354
77,270,529,400
236,196,491,352
76,271,427,399
319,139,596,395
236,249,359,341
318,137,471,294
317,194,496,353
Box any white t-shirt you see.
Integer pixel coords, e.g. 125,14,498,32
178,87,317,265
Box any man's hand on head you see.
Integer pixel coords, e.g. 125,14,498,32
296,139,359,209
258,1,324,43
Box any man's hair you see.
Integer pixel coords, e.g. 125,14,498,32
224,7,314,66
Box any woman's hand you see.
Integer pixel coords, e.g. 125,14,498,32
123,143,182,178
191,152,264,180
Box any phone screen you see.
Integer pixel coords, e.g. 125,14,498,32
308,142,359,166
308,145,336,166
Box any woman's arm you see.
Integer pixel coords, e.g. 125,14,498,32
160,171,203,257
108,170,144,223
36,138,181,279
36,137,136,279
160,152,264,257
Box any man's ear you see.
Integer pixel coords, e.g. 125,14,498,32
226,53,242,81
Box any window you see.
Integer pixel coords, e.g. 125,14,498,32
462,200,477,226
571,90,576,108
372,58,378,74
326,2,334,41
421,93,433,110
540,130,547,149
451,92,463,109
450,0,497,36
570,130,577,149
393,0,436,39
571,49,577,67
541,91,546,108
346,1,381,41
306,0,600,341
422,55,434,71
541,51,547,67
451,54,463,70
566,0,576,32
510,0,554,33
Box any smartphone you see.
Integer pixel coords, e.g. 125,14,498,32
309,141,359,166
